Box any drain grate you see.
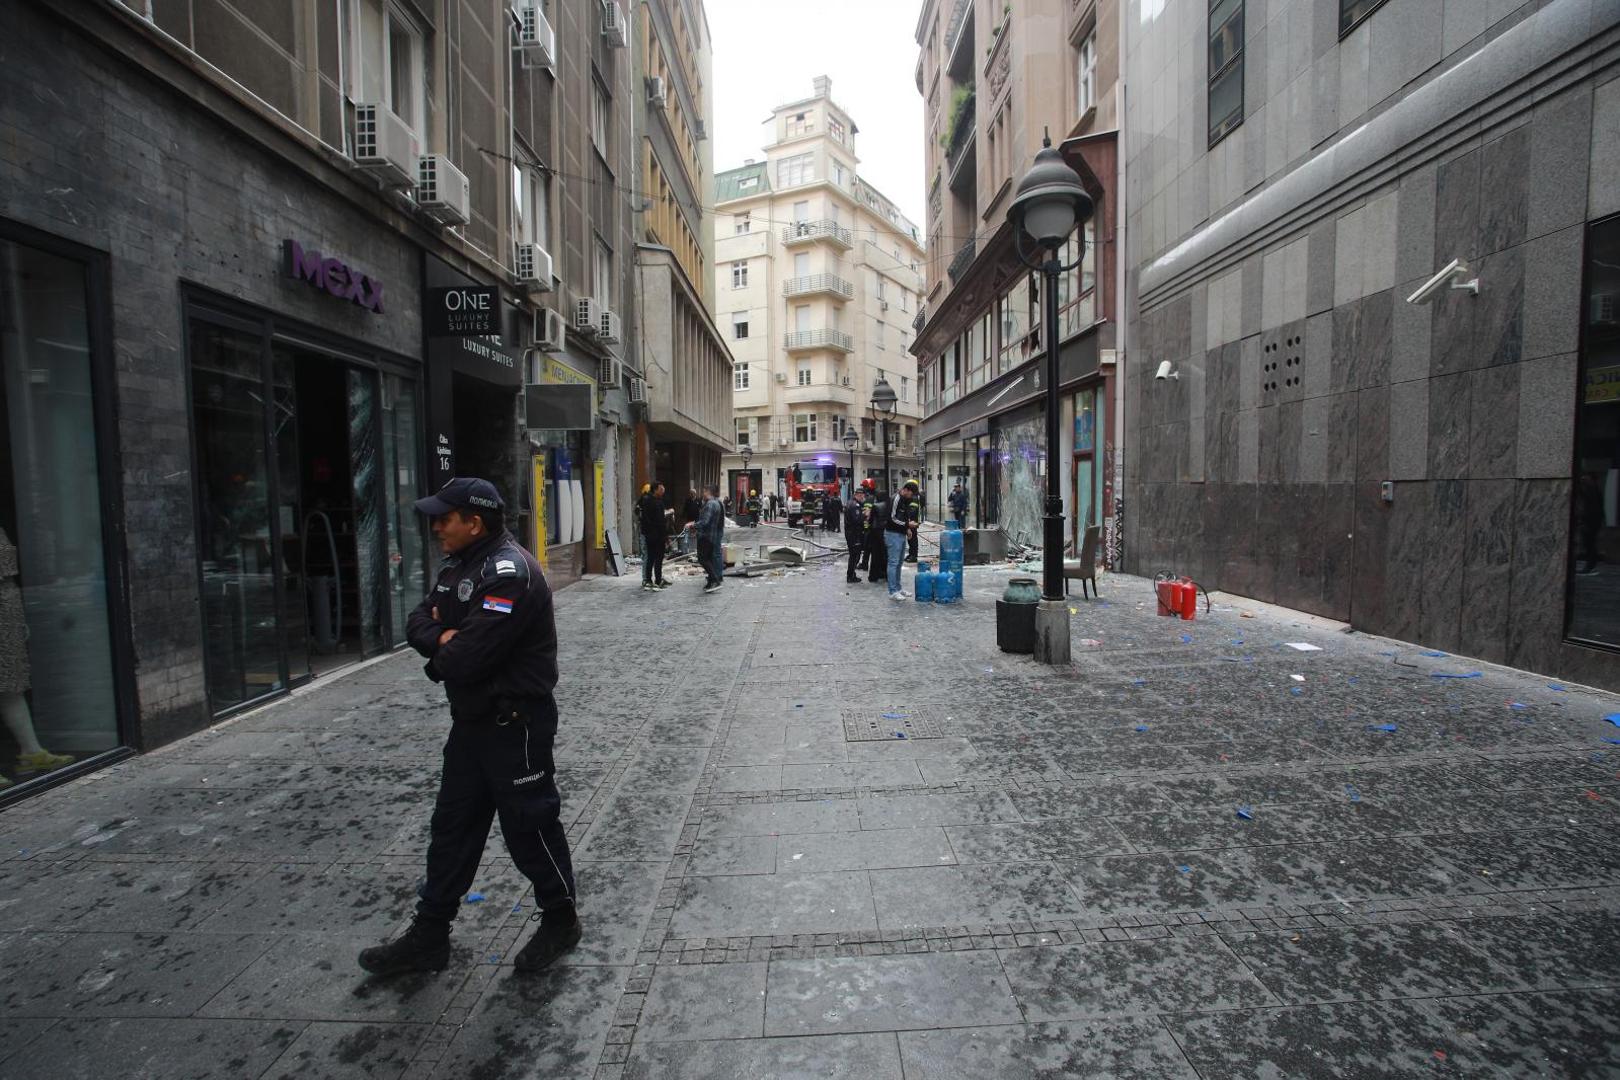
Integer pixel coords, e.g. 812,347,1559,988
841,706,948,741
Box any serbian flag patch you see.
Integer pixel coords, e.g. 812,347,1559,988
482,596,515,615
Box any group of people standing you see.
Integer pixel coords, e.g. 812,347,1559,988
636,482,728,594
843,478,922,601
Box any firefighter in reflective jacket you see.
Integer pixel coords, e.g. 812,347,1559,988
905,485,924,563
358,477,580,978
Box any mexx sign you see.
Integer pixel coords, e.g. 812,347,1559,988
282,239,385,313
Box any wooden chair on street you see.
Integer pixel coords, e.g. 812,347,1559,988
1063,525,1101,599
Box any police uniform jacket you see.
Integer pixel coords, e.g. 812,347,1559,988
842,500,866,539
406,529,557,723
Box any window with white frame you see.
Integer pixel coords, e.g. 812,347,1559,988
733,362,750,390
875,321,884,350
732,311,749,340
735,212,750,234
832,160,846,187
347,1,425,141
829,117,845,143
1075,30,1097,118
512,155,550,251
591,78,610,157
793,413,816,442
901,376,909,401
786,111,811,136
737,175,759,190
731,260,748,288
797,362,812,386
593,238,613,304
776,152,814,188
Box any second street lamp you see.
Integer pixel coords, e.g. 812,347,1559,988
843,427,859,501
1008,132,1094,665
869,375,897,494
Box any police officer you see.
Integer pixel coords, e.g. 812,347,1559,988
843,488,867,583
358,477,579,977
905,483,924,563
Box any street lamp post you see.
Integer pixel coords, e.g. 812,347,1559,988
869,376,897,495
738,443,754,515
843,428,859,502
1008,132,1094,665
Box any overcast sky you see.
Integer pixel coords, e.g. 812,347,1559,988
705,0,926,229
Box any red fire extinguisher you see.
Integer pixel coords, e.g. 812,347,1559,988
1178,578,1198,621
1156,577,1179,617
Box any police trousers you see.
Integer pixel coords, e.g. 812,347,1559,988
416,696,576,925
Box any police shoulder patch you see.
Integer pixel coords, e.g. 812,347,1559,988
456,579,474,602
495,558,518,576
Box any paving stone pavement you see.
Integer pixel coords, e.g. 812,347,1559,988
3,541,1620,1079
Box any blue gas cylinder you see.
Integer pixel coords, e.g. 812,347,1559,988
935,569,959,604
939,523,964,569
915,571,936,602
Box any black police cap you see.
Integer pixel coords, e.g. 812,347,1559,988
414,477,505,516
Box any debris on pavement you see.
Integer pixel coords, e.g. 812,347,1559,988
1431,672,1483,679
465,892,485,903
1235,805,1254,820
1283,642,1322,652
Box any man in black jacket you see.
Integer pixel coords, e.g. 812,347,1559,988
843,489,867,582
866,486,890,584
358,477,579,977
638,482,670,590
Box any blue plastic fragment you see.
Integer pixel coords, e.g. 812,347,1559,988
881,712,907,720
1605,714,1620,727
511,903,523,914
1135,725,1149,733
1235,805,1254,820
1549,684,1568,692
489,953,500,962
1181,634,1192,644
1290,687,1303,696
1368,722,1398,733
1510,702,1528,710
1345,785,1362,802
1177,865,1192,873
1431,672,1483,679
894,732,908,739
1421,650,1448,658
1603,737,1620,745
465,892,485,903
1133,678,1147,685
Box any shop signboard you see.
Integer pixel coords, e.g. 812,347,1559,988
1586,364,1620,405
282,239,384,313
425,285,499,336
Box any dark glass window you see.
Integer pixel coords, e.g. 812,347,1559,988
1340,0,1390,37
1209,0,1244,146
1568,215,1620,648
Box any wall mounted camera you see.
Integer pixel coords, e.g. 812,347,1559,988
1405,257,1479,304
1154,360,1179,381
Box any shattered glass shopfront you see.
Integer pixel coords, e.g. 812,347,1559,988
990,404,1048,548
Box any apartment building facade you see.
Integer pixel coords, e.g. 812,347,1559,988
714,78,927,507
0,0,665,794
1123,0,1620,689
910,0,1124,559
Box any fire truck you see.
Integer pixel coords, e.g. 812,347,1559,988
785,460,841,526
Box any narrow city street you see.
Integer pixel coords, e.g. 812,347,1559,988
2,545,1619,1079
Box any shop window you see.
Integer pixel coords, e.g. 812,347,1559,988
1209,0,1244,146
0,236,123,783
1568,214,1620,647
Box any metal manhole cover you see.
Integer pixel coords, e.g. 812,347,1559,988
841,706,948,741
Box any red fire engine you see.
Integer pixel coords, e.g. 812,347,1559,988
785,460,841,526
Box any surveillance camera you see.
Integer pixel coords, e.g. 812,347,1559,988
1154,360,1179,381
1405,258,1479,305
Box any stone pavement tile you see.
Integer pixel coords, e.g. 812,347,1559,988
842,736,978,762
1104,807,1318,852
944,820,1133,861
641,714,722,746
712,766,785,793
1456,754,1597,791
1006,779,1175,820
554,723,638,764
430,964,625,1080
1224,923,1533,1006
623,1032,904,1079
1163,1001,1480,1078
562,860,665,967
1415,988,1620,1077
577,793,690,861
781,761,926,790
195,862,468,938
778,828,954,873
1062,836,1478,916
197,935,471,1022
0,1018,55,1066
1419,828,1620,889
857,791,1022,830
764,953,1021,1036
688,834,777,876
616,748,709,793
0,1018,303,1080
896,1019,1201,1079
998,937,1276,1021
637,960,768,1041
1469,786,1620,830
0,859,265,933
1449,911,1620,991
0,930,271,1018
870,863,1085,928
669,870,876,938
260,1020,431,1080
720,739,849,767
697,800,859,840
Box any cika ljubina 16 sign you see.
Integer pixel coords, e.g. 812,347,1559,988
282,239,384,313
425,285,500,337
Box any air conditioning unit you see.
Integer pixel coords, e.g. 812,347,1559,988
353,103,418,188
647,76,668,108
598,309,623,345
575,297,602,334
515,243,553,291
533,307,566,350
774,371,788,383
627,377,647,404
880,300,890,311
417,155,470,225
515,1,556,71
601,0,628,46
778,438,791,448
598,356,621,387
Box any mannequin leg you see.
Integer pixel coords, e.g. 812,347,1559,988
2,693,43,754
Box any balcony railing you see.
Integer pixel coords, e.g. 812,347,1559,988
781,220,853,249
912,307,927,332
783,329,854,352
782,273,855,300
947,239,976,283
945,0,974,77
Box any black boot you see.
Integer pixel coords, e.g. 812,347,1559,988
514,910,582,973
357,917,450,975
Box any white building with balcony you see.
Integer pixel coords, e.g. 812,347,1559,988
714,76,927,505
